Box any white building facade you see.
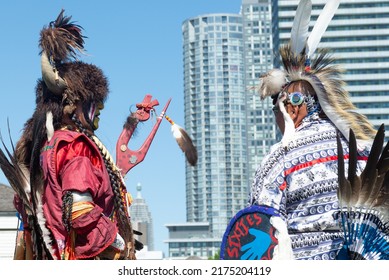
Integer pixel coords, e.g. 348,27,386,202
0,184,18,260
164,222,220,259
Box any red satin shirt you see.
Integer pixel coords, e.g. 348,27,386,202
40,129,118,259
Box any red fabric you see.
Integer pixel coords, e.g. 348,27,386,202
284,154,369,176
40,130,118,259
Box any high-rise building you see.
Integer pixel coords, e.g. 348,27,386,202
182,13,247,240
241,0,278,185
180,0,279,245
129,183,154,251
277,0,389,139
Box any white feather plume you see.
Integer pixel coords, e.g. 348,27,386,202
46,111,54,142
290,0,312,55
279,95,296,148
258,69,287,100
270,216,294,260
36,195,57,259
306,0,340,58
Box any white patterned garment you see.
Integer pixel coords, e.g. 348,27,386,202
248,115,371,260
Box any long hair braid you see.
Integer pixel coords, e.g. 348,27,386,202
71,114,135,259
62,191,73,233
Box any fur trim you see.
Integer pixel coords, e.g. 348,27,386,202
59,61,109,104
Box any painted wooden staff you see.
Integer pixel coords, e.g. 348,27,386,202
116,94,171,176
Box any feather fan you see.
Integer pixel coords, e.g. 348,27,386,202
335,125,389,260
165,116,198,166
0,129,53,259
306,0,340,58
290,0,312,55
0,133,32,213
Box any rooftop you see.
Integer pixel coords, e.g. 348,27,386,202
0,184,15,212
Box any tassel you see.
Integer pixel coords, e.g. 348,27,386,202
165,116,198,166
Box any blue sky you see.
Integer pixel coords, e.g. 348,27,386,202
0,0,242,255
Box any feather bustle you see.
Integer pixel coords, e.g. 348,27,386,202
348,130,361,205
336,126,389,259
0,131,54,259
376,136,389,175
336,132,352,207
358,124,385,206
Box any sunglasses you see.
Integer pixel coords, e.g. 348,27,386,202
288,92,305,106
272,92,305,114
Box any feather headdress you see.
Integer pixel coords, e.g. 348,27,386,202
336,125,389,259
256,0,376,146
40,9,108,107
